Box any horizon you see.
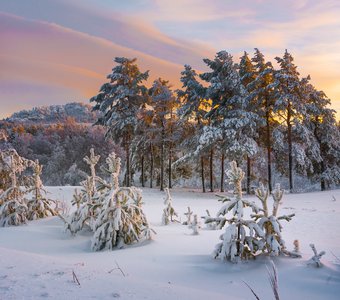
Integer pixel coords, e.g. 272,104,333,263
1,0,339,119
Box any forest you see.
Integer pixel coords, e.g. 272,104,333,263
1,49,339,193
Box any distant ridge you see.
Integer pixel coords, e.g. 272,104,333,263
4,102,98,124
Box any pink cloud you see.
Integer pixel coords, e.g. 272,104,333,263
0,13,191,118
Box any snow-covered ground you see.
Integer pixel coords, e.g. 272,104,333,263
0,187,339,300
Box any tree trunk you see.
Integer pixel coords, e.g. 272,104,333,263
246,156,251,194
150,143,154,188
168,143,172,189
220,152,225,192
141,154,145,187
201,156,206,193
125,137,131,187
265,97,272,192
314,118,326,192
209,148,214,192
160,128,165,191
320,160,326,191
287,103,293,192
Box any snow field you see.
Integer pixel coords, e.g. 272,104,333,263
0,187,339,299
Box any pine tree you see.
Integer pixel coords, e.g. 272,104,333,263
304,85,340,190
253,183,297,256
207,161,264,263
27,160,57,220
177,65,209,192
63,148,103,234
91,153,152,251
239,51,259,194
0,149,31,226
91,186,152,251
90,57,149,187
200,51,258,174
149,78,177,191
162,188,178,225
271,50,311,192
248,48,276,192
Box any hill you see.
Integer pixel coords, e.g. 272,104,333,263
4,102,98,124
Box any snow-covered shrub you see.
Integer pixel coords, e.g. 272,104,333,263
62,149,153,251
26,160,57,220
207,161,264,263
91,187,152,251
63,148,103,234
162,188,178,225
0,149,31,226
253,183,300,257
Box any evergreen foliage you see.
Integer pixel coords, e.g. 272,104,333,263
253,183,298,256
90,57,149,187
26,160,57,220
207,161,264,263
0,149,32,226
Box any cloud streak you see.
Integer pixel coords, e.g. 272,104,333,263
0,0,339,118
0,12,189,118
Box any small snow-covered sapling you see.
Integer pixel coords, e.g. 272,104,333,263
162,188,178,225
188,214,200,235
307,244,325,267
254,183,298,257
210,161,264,263
182,206,193,225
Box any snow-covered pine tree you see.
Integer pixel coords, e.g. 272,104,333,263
63,148,103,234
90,57,149,187
271,50,313,192
162,187,178,225
149,78,177,191
248,48,276,192
0,149,31,226
132,99,154,188
182,206,193,225
199,51,258,186
303,84,340,190
176,65,209,192
91,186,152,251
239,51,258,194
189,214,199,235
207,161,264,263
91,152,152,251
253,183,298,256
26,160,57,220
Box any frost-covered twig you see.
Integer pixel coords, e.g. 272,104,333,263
243,260,280,300
108,261,126,277
267,260,280,300
242,281,260,300
72,270,81,286
307,244,325,267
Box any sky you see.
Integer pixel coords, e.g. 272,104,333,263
0,0,339,119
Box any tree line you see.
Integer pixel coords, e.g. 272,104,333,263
90,50,340,193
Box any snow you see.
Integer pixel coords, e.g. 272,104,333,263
0,186,339,299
